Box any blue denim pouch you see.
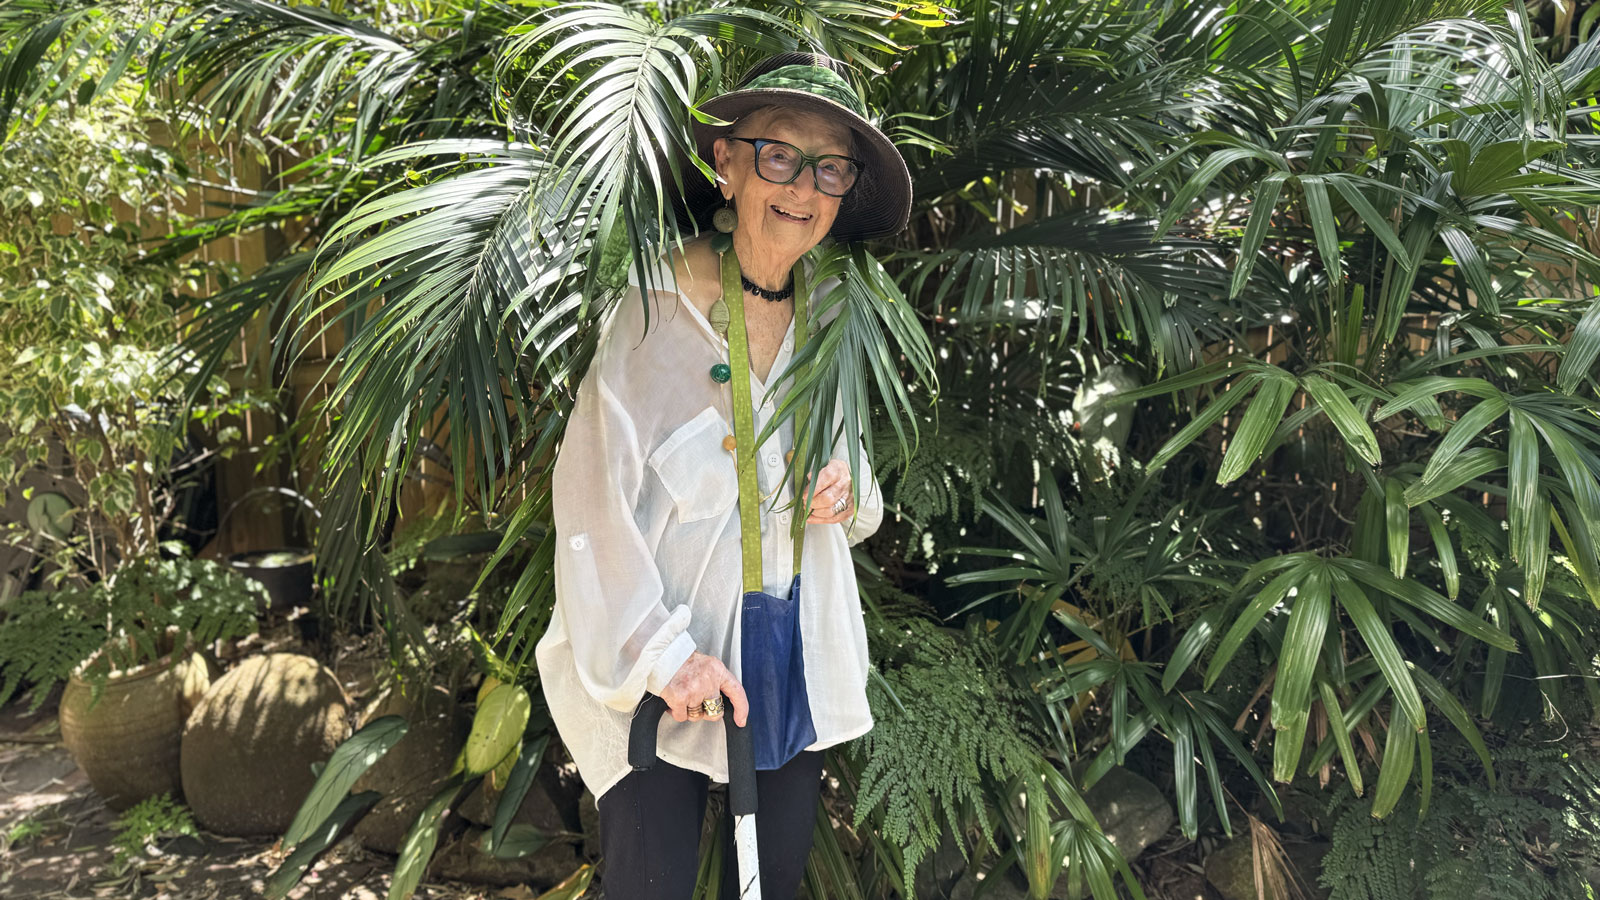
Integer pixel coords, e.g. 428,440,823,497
740,573,817,771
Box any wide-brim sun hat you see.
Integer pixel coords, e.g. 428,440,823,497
674,52,912,244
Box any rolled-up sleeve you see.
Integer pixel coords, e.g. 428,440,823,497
552,375,696,711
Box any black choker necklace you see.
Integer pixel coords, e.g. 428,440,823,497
740,272,794,302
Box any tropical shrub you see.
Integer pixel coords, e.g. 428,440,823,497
0,75,255,583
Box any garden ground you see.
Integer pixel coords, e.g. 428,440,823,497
0,647,1235,900
0,630,525,900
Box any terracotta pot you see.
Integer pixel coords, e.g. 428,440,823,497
59,651,212,811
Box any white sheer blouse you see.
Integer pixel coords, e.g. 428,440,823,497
535,254,881,799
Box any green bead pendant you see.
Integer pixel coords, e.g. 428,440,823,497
710,363,732,384
710,231,733,253
708,298,730,338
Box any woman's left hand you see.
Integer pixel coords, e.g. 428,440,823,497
804,459,855,524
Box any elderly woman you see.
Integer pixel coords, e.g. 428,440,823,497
534,53,911,898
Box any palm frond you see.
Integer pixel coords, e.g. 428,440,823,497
499,2,798,304
0,0,162,137
903,212,1238,365
156,0,493,154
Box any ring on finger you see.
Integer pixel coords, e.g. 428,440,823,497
831,495,849,514
686,703,702,719
701,696,724,718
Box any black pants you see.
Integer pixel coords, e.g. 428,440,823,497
597,750,823,899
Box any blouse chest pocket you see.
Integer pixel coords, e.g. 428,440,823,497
647,406,738,524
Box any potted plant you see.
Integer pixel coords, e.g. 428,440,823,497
220,487,320,613
0,555,263,808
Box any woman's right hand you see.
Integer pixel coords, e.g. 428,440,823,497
660,651,749,727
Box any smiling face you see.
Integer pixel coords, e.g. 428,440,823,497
713,106,855,258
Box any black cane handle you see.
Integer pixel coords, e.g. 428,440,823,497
627,693,671,770
627,693,758,818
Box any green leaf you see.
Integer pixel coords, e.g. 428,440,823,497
1371,705,1417,819
1271,566,1331,782
282,716,408,848
1439,226,1499,313
1558,300,1600,393
1162,607,1221,693
1172,715,1198,838
1205,561,1309,689
465,684,531,776
1409,665,1494,790
491,734,550,854
1217,373,1296,484
1507,409,1539,560
1551,504,1600,607
1521,491,1551,610
1339,559,1515,650
1376,377,1499,421
1302,374,1381,466
1331,572,1425,733
1156,146,1287,238
1528,416,1600,550
1351,482,1385,566
1300,174,1342,283
1383,479,1410,578
1404,447,1505,506
1231,173,1289,297
1306,676,1388,777
389,774,468,900
1419,503,1459,599
1328,176,1411,267
1418,394,1508,489
266,791,381,900
1149,375,1258,470
483,823,550,860
1111,357,1244,405
1319,680,1363,797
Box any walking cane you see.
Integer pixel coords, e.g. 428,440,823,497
630,692,762,899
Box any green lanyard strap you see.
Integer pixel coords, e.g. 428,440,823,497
719,250,810,596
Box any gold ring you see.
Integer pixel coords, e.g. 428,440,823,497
686,703,703,719
701,696,724,717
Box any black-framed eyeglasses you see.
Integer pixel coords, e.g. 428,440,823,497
729,137,863,198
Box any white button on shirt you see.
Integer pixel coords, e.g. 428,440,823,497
535,255,883,800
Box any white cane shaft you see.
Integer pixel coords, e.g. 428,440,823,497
734,814,762,899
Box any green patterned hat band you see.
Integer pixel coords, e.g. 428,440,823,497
738,64,869,118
